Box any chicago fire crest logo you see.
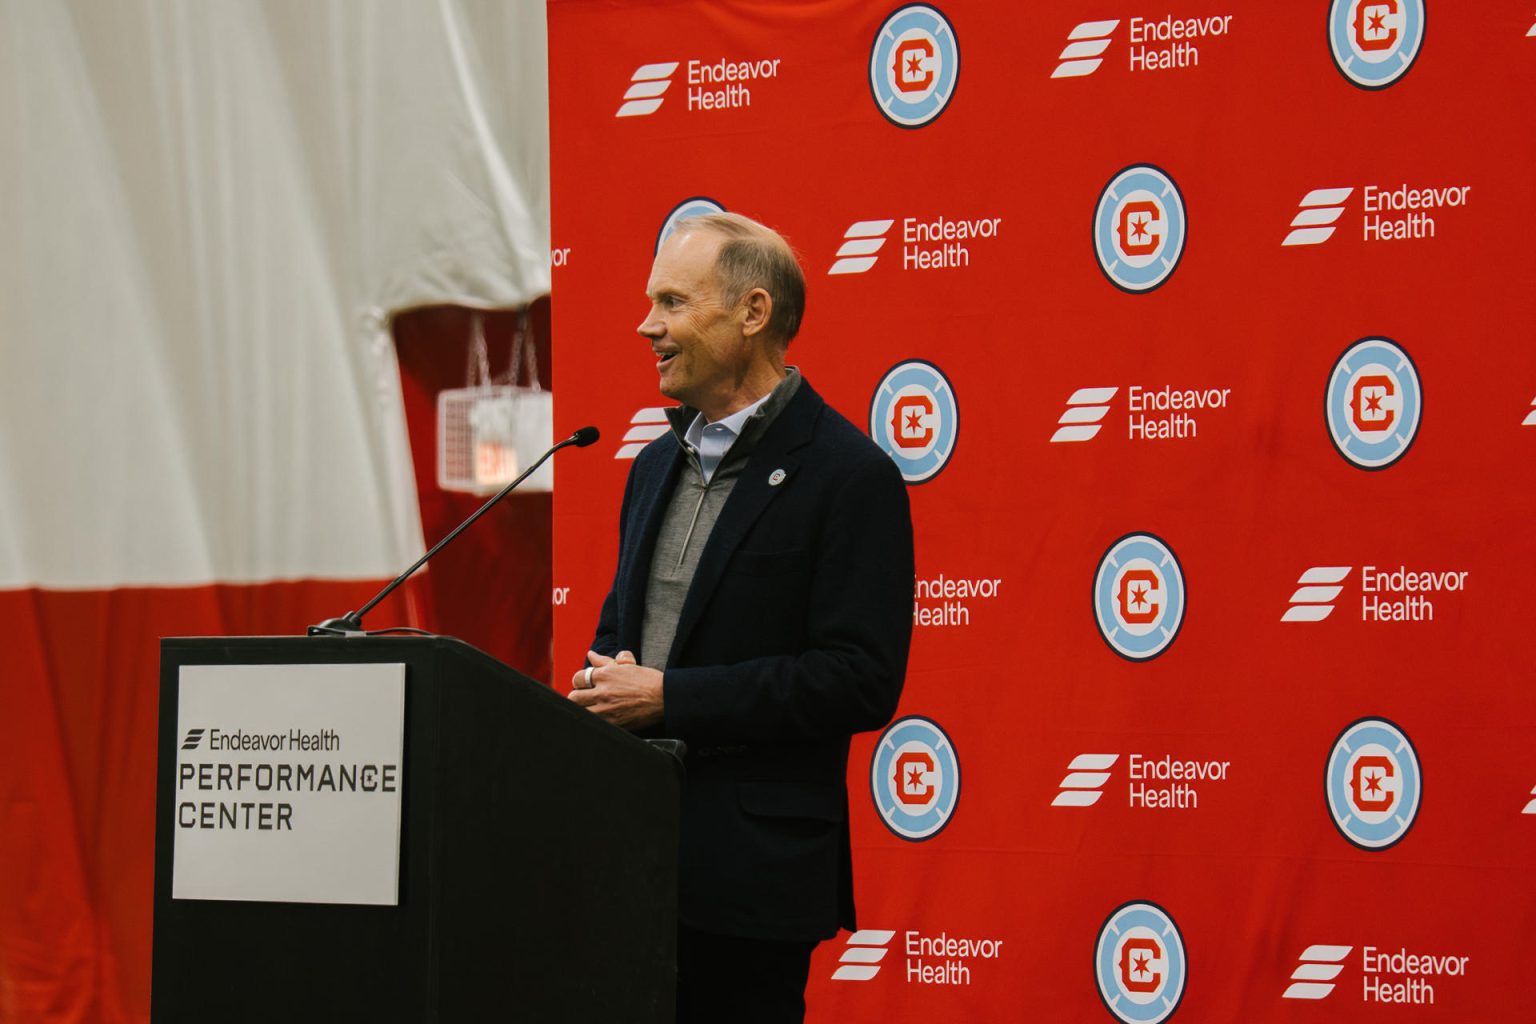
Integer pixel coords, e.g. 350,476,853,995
1325,337,1422,470
1095,901,1187,1023
869,4,960,127
871,715,960,840
1328,0,1425,89
1094,533,1186,661
655,196,726,255
1093,165,1187,292
1326,716,1422,850
869,359,958,483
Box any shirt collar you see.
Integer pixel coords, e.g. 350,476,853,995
666,366,803,454
683,388,773,449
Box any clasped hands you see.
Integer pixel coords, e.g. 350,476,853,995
568,649,664,731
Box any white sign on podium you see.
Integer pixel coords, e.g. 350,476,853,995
172,662,406,905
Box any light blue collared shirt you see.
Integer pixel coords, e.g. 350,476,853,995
683,391,773,484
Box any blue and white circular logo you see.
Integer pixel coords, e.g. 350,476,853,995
1328,0,1425,90
1095,901,1187,1024
655,196,726,255
869,359,958,484
1094,533,1185,661
1326,337,1421,470
871,715,960,841
869,4,960,128
1326,717,1421,851
1094,165,1187,293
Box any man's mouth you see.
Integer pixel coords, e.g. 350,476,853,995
655,350,677,367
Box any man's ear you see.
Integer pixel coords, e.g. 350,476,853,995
739,287,773,338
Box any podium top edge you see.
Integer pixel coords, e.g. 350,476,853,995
160,634,484,659
161,634,461,644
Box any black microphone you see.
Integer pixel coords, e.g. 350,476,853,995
308,425,601,636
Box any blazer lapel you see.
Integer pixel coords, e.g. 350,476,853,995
667,384,821,665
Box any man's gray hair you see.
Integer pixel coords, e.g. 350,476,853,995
682,212,806,344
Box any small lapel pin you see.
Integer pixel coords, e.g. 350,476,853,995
768,468,787,487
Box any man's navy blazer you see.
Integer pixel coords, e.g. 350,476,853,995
590,378,914,942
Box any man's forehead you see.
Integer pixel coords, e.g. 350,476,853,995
648,228,722,293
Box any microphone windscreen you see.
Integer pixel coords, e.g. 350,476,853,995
572,425,601,447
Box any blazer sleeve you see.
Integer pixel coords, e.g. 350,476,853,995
660,452,914,744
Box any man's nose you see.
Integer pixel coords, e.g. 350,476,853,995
637,307,663,337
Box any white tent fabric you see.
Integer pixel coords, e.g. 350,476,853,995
0,0,550,588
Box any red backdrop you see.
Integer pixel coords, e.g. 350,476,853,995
548,2,1536,1020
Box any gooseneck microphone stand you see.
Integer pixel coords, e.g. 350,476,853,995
307,426,600,636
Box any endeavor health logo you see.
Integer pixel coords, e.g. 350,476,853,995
615,62,679,117
1051,388,1118,442
1093,533,1186,661
829,213,1003,274
1283,563,1468,624
871,715,960,841
1284,942,1472,1007
1095,901,1187,1024
1052,750,1231,811
1049,383,1233,443
615,55,785,118
829,220,896,275
1283,945,1352,1000
1328,0,1425,90
1053,753,1118,807
615,407,669,460
869,4,960,128
1325,337,1422,470
1051,14,1235,78
1053,20,1119,77
832,930,897,981
1281,567,1351,621
832,924,1006,987
1093,165,1187,293
869,360,959,484
1283,182,1471,246
1325,717,1422,851
1282,188,1353,246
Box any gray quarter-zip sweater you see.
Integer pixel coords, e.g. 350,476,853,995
639,368,803,670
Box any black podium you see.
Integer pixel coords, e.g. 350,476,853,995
152,636,681,1023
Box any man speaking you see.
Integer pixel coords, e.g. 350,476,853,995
568,212,914,1022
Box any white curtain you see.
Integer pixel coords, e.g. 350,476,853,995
0,0,550,587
